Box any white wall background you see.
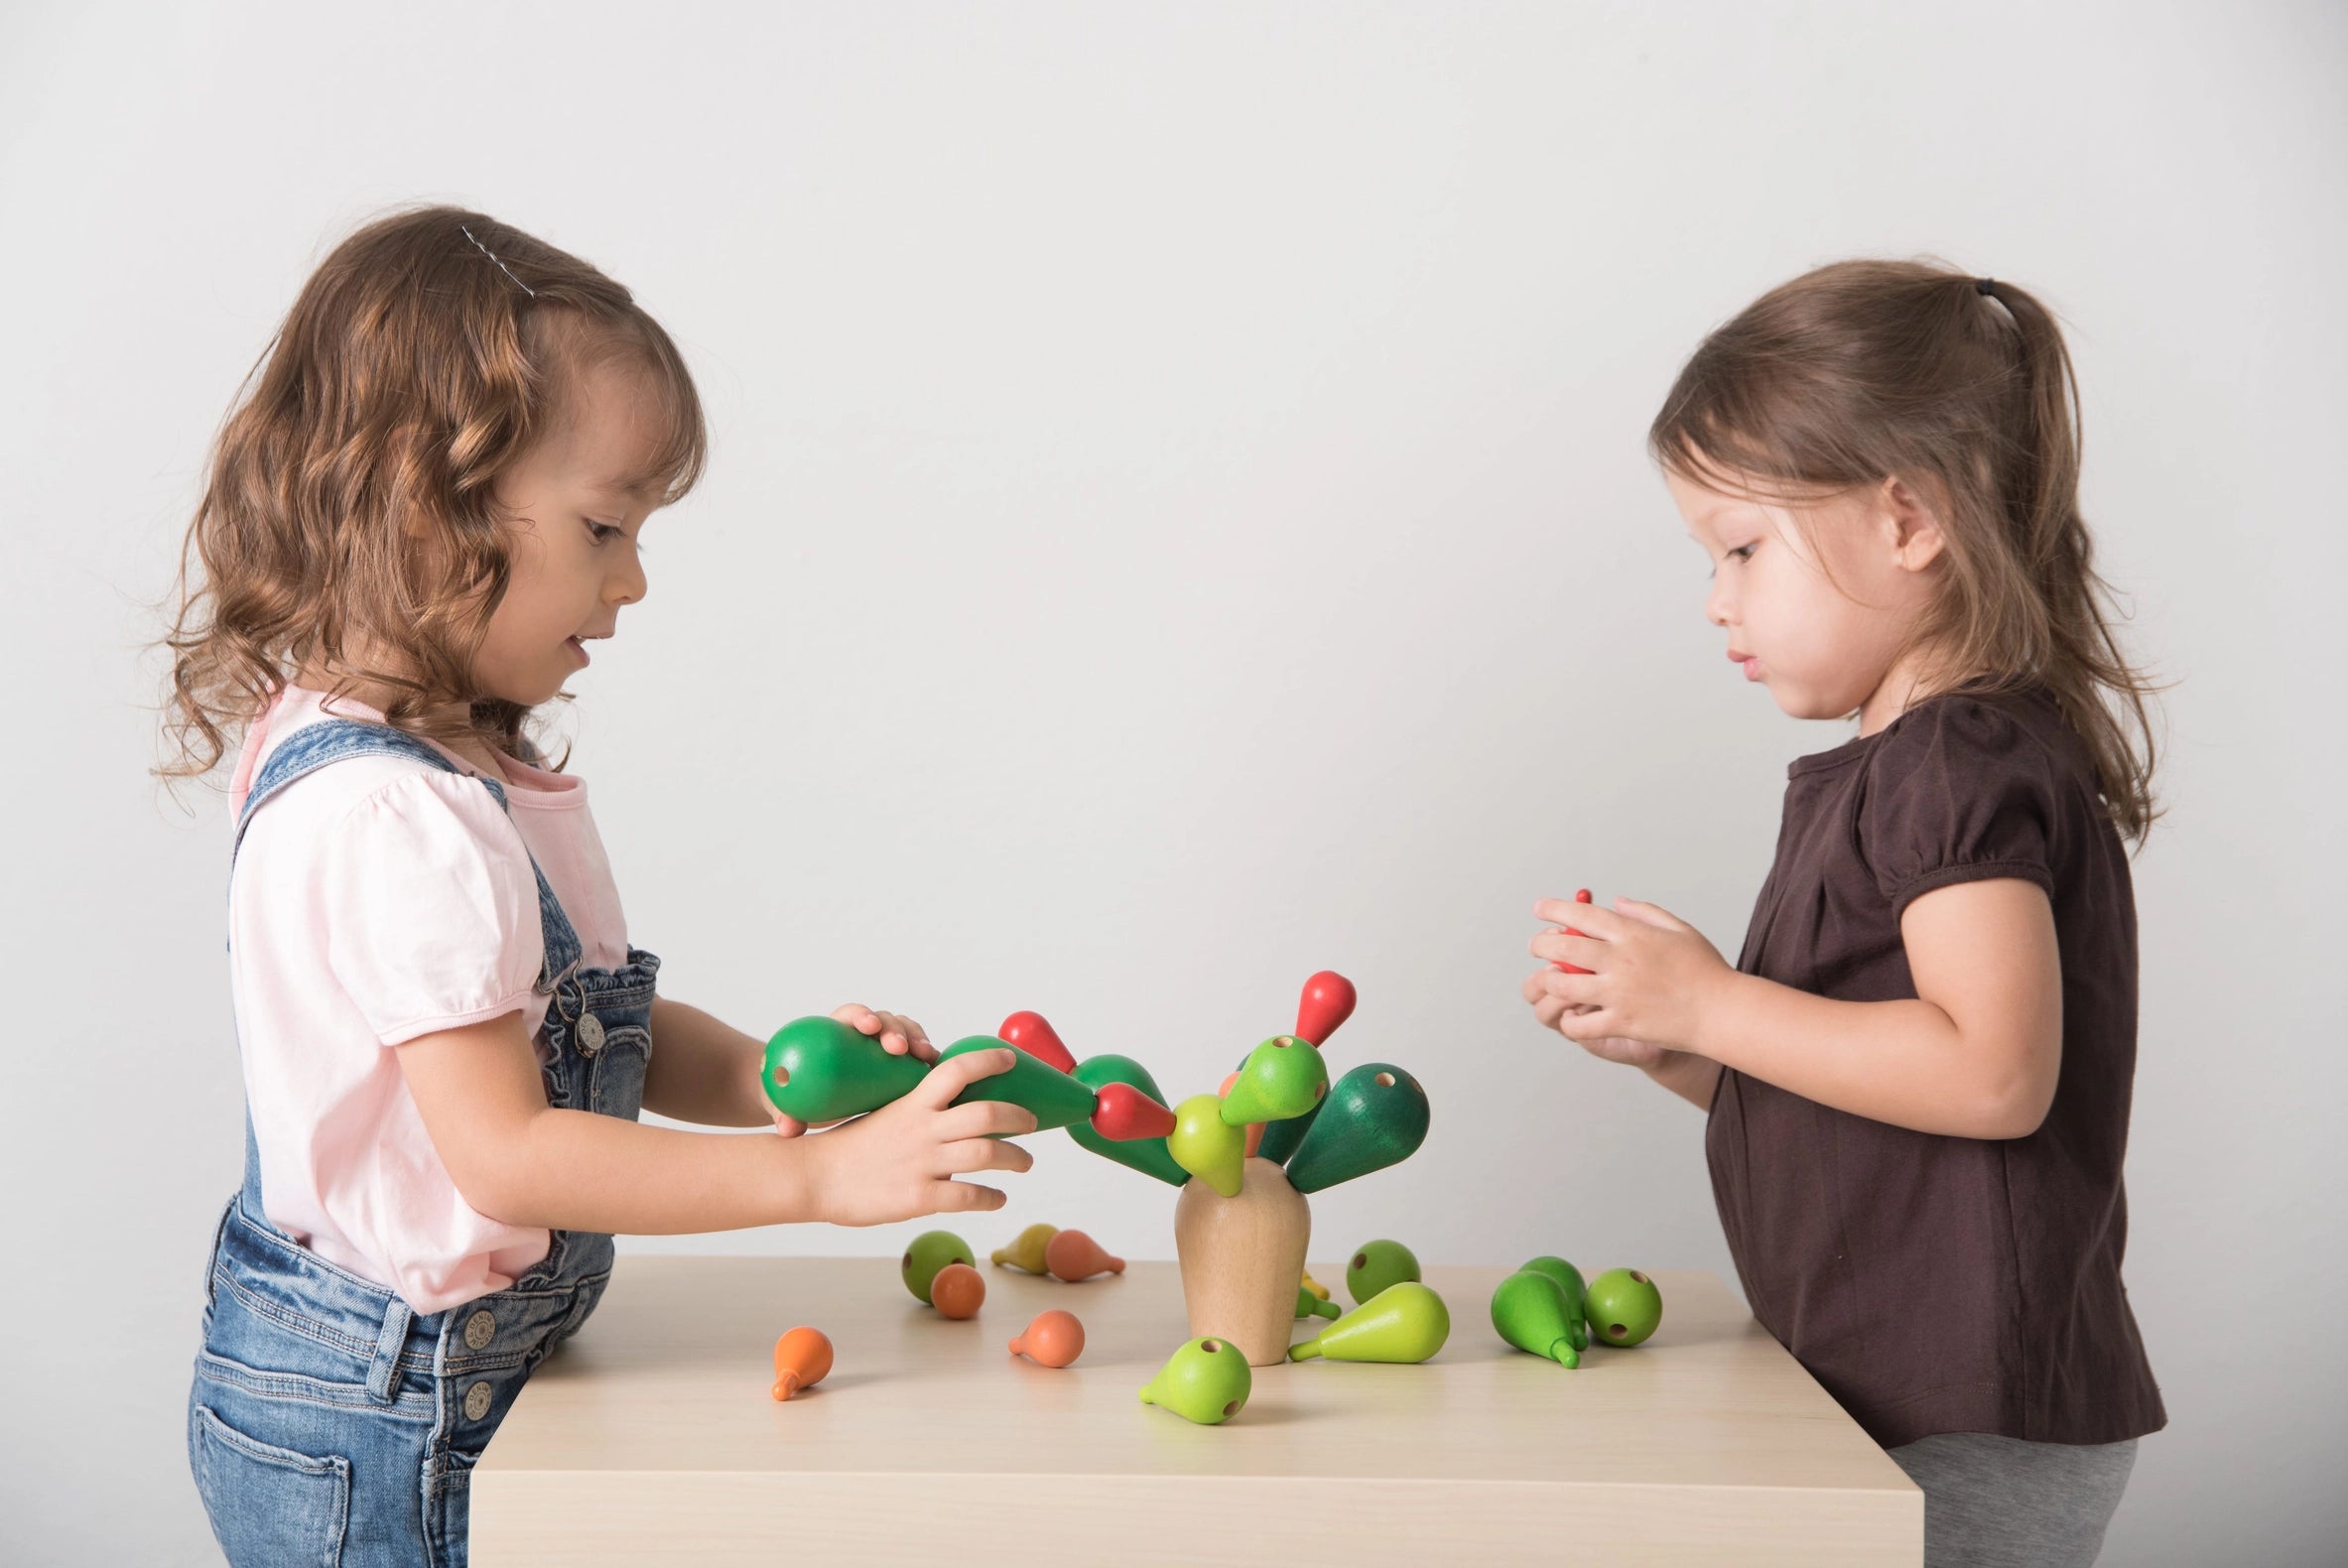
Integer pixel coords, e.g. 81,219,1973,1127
3,2,2341,1562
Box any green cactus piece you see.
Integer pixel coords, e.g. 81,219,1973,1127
1491,1268,1581,1367
1139,1336,1253,1424
1284,1062,1430,1194
1067,1054,1190,1186
1519,1255,1590,1353
1296,1285,1342,1320
761,1014,932,1124
1220,1035,1331,1126
1255,1093,1322,1165
936,1035,1098,1132
1168,1094,1244,1197
1288,1281,1451,1364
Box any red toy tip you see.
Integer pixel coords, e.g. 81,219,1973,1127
1091,1082,1176,1141
1295,971,1358,1046
1553,888,1596,975
997,1011,1079,1075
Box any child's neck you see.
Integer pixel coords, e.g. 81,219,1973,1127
1856,645,1976,737
292,662,508,777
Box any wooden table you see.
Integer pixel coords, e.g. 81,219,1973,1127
474,1257,1920,1565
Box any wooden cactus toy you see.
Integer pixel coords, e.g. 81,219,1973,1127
1295,970,1358,1046
1009,1309,1086,1368
1091,1081,1177,1140
989,1223,1059,1273
1491,1269,1580,1368
1346,1239,1421,1306
1068,1054,1190,1186
936,1035,1100,1131
1220,1036,1330,1126
930,1262,986,1319
1043,1229,1125,1281
761,1014,931,1125
902,1231,975,1304
1288,1281,1452,1364
1139,1336,1252,1425
1519,1255,1590,1353
996,1010,1080,1074
1215,1069,1268,1159
769,1326,835,1401
1174,1156,1309,1366
1284,1063,1430,1194
1169,1094,1245,1197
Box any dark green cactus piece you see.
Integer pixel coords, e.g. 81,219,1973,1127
1284,1062,1430,1194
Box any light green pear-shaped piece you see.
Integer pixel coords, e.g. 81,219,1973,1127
1491,1269,1580,1367
1169,1094,1244,1197
1284,1063,1430,1194
762,1015,932,1124
1287,1281,1451,1364
1519,1255,1590,1353
1138,1336,1253,1424
1220,1036,1330,1126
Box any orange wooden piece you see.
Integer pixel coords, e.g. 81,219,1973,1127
1007,1308,1087,1368
1091,1081,1176,1140
769,1326,835,1401
930,1262,986,1319
1044,1229,1126,1281
996,1010,1079,1074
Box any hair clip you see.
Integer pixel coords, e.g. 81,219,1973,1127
460,224,537,299
1974,277,1998,296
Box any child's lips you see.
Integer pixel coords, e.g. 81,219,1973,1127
567,636,590,667
1728,649,1761,681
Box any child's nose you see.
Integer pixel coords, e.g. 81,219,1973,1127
609,551,647,606
1705,580,1735,626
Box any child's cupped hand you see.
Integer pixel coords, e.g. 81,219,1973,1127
768,1003,940,1137
802,1047,1038,1226
1523,895,1736,1062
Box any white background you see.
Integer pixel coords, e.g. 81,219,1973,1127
3,3,2341,1562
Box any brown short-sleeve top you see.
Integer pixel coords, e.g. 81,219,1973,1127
1706,684,2165,1449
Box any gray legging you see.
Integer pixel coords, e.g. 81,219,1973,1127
1889,1432,2139,1567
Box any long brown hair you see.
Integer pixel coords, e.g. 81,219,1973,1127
1648,258,2163,843
158,204,707,783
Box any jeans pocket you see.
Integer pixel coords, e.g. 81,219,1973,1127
191,1401,351,1568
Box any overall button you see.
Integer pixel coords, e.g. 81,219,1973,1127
464,1309,497,1350
463,1380,493,1421
576,1013,606,1056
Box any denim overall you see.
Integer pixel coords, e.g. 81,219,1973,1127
188,719,659,1568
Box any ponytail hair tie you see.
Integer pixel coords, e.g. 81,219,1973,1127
1974,277,1998,296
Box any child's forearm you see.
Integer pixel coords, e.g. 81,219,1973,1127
486,1109,827,1234
1642,1050,1722,1111
1690,972,2042,1138
643,996,770,1127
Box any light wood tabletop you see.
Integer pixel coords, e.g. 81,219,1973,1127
473,1256,1920,1566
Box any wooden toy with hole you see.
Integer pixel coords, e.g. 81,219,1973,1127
990,970,1430,1368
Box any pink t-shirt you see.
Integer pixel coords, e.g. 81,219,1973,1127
227,686,632,1314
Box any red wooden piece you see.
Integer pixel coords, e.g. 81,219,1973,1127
996,1010,1079,1075
1091,1081,1176,1141
1552,888,1595,974
1295,971,1357,1047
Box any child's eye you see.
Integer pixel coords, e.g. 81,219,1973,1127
585,520,623,544
1727,542,1758,562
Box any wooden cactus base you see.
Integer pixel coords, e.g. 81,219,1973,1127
1173,1157,1311,1366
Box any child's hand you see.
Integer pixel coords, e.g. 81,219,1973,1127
1526,895,1735,1054
768,1003,940,1137
802,1047,1037,1226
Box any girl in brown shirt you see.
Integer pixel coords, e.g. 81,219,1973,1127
1522,262,2164,1567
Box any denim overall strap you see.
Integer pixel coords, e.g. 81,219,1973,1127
228,715,597,1245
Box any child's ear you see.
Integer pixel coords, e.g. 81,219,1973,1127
1880,476,1948,573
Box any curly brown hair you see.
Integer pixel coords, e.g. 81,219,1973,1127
1649,259,2164,844
157,204,707,782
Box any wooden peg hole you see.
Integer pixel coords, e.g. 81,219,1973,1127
1202,1339,1224,1353
1373,1072,1395,1088
1223,1400,1241,1417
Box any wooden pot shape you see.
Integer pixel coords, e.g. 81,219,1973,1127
1174,1157,1311,1367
